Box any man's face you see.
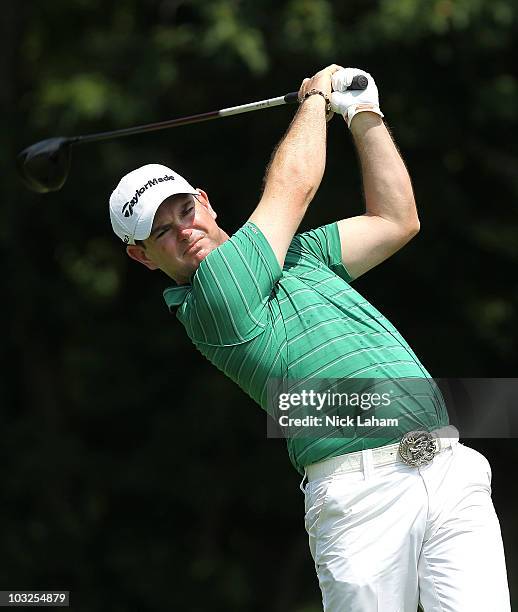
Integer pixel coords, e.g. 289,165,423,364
126,190,227,284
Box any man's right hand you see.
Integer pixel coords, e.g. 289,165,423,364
298,64,343,103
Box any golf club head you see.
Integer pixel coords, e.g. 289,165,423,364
17,137,72,193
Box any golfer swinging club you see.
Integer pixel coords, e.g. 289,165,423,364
109,65,510,611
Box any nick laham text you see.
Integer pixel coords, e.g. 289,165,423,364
278,415,399,427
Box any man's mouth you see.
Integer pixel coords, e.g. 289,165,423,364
184,236,203,255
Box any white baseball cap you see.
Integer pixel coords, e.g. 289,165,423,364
109,164,198,244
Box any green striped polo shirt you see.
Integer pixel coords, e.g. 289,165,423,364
164,222,449,474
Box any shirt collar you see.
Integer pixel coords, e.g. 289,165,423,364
163,282,191,310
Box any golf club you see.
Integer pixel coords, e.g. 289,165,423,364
17,75,368,194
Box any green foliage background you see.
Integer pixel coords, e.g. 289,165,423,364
2,0,517,609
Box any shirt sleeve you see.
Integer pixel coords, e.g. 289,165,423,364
179,222,282,346
288,222,353,283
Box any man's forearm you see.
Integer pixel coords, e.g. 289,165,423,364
262,95,327,206
350,113,419,229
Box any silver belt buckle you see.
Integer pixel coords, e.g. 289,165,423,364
398,430,437,467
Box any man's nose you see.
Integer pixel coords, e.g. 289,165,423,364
177,226,193,241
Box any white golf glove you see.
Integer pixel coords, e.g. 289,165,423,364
330,68,384,128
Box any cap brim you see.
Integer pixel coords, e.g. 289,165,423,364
133,185,198,242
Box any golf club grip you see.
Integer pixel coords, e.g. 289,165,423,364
284,74,368,104
284,92,300,104
349,74,369,90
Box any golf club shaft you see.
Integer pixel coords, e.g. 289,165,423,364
74,92,300,146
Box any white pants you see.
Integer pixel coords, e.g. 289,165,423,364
302,440,511,611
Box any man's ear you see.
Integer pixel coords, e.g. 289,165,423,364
196,188,217,219
126,244,158,270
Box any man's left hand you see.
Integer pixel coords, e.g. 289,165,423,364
330,67,384,128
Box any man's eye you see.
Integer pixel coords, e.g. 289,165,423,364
183,207,194,217
157,227,169,238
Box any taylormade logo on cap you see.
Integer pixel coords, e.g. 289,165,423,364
122,174,176,218
109,164,198,245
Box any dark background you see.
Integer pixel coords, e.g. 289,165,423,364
3,1,517,610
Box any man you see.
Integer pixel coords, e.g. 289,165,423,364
109,65,510,611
